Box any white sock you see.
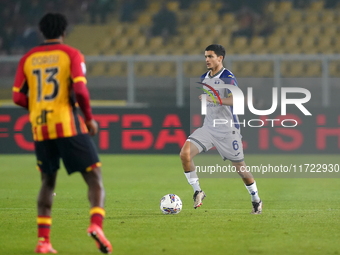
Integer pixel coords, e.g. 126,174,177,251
245,181,260,202
184,171,201,192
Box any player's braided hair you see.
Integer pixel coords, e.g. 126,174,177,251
39,13,68,39
205,44,226,60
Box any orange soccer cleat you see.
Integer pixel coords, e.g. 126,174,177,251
87,224,112,254
34,240,57,254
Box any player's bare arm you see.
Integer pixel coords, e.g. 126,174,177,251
86,119,98,136
199,94,233,106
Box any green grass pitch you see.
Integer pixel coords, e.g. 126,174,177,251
0,154,339,255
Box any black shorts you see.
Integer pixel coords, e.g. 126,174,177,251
35,134,101,175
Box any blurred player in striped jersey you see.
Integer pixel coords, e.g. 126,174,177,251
13,13,112,254
180,44,262,214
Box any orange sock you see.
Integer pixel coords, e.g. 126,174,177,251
90,207,105,229
37,216,51,242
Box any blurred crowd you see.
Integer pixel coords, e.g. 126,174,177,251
0,0,87,55
0,0,148,54
0,0,337,55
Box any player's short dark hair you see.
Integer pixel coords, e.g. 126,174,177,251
39,13,68,39
205,44,226,60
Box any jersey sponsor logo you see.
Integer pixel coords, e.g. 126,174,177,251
36,110,53,125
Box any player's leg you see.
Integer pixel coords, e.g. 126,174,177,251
232,160,262,214
180,127,215,209
34,140,59,253
213,134,262,214
81,167,105,226
232,160,254,185
180,140,206,208
180,140,200,187
37,171,57,215
81,167,112,254
58,134,112,254
36,172,58,254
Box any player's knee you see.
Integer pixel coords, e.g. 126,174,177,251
91,166,102,175
232,161,245,169
89,167,104,188
42,173,57,189
179,147,190,162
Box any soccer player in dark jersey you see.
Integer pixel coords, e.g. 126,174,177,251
13,13,112,254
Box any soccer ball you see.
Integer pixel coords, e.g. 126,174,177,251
160,194,182,214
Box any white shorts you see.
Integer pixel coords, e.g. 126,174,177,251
188,126,244,162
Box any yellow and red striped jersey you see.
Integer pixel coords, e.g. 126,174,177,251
13,42,88,141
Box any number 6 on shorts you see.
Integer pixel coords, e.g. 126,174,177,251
232,140,239,150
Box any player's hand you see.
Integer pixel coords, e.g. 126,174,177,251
199,94,214,102
206,96,214,102
85,119,98,136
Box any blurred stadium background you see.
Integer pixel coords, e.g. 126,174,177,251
1,0,340,108
1,2,340,254
0,0,340,155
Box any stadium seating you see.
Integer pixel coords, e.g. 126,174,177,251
107,63,127,77
222,13,235,25
158,62,176,77
320,10,335,24
288,11,303,24
305,62,322,77
137,14,152,26
249,37,266,53
255,61,274,77
167,1,179,12
267,35,283,53
309,1,324,11
88,63,106,76
140,63,158,76
307,25,322,37
329,61,340,77
63,0,340,78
